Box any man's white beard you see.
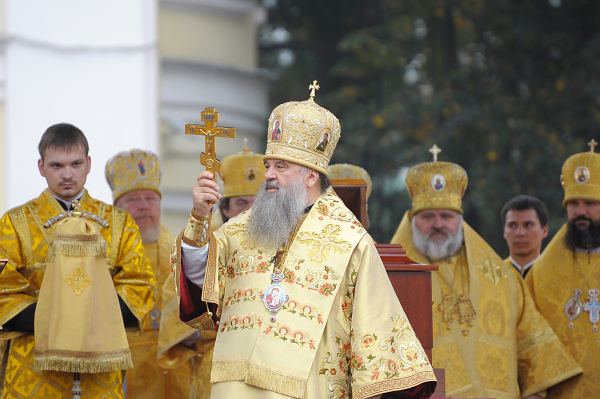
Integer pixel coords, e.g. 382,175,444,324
411,216,464,261
139,223,161,244
247,175,308,251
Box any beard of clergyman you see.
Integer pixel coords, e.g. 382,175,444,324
139,223,161,244
411,216,464,261
247,173,308,250
565,215,600,250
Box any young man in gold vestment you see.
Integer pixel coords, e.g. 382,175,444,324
156,145,264,399
500,195,549,277
170,85,437,398
0,124,156,399
106,149,193,399
526,142,600,399
390,146,582,399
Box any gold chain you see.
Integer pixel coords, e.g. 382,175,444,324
436,251,477,336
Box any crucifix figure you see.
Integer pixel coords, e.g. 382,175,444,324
309,80,320,100
186,107,236,180
583,288,600,332
588,139,598,153
429,144,442,162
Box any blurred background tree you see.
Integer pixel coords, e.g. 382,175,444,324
259,0,600,256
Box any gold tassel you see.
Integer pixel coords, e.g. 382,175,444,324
33,351,133,374
210,361,249,383
211,361,306,398
48,239,107,260
247,365,306,399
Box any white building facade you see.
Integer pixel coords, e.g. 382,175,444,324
0,0,271,233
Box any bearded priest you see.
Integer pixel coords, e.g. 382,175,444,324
390,146,582,399
170,83,437,399
526,141,600,399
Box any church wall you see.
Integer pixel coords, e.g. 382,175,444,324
2,0,159,207
159,8,259,68
157,0,272,236
0,103,5,212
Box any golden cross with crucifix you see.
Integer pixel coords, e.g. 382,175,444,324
429,144,442,162
588,139,598,153
185,107,236,180
309,80,320,100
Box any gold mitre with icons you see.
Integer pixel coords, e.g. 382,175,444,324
561,139,600,206
328,163,373,199
406,145,468,214
264,80,340,175
220,143,265,198
105,149,161,202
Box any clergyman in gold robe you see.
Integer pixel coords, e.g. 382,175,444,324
390,145,582,399
157,145,264,399
526,142,600,398
0,123,156,399
500,194,549,277
170,84,437,398
106,149,192,398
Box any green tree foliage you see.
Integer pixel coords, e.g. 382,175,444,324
259,0,600,255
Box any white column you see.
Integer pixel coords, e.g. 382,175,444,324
4,0,158,207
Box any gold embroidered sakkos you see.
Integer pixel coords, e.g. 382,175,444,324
172,187,436,399
392,212,583,399
0,189,156,398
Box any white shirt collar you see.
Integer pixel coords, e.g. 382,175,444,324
510,255,539,274
53,190,84,210
575,246,600,254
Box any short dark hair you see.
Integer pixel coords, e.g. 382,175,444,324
219,197,232,223
501,195,549,227
38,123,89,160
319,172,330,193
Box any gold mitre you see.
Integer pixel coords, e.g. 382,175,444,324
264,80,340,175
105,149,161,202
561,139,600,206
220,144,265,198
406,145,468,214
328,163,373,199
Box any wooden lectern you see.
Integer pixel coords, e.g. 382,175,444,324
330,178,368,226
331,179,446,398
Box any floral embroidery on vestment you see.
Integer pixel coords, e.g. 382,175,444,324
350,314,430,386
223,287,261,306
262,323,318,349
219,313,263,332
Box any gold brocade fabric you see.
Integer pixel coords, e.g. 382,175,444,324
126,225,196,399
157,237,215,399
173,188,437,399
35,217,132,373
526,224,600,399
3,335,125,399
210,209,225,234
391,212,582,399
158,274,215,399
0,189,156,398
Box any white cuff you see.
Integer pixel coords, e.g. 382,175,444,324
181,241,208,287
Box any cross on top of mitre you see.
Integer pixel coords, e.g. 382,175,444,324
309,80,320,101
588,139,598,153
429,144,442,162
